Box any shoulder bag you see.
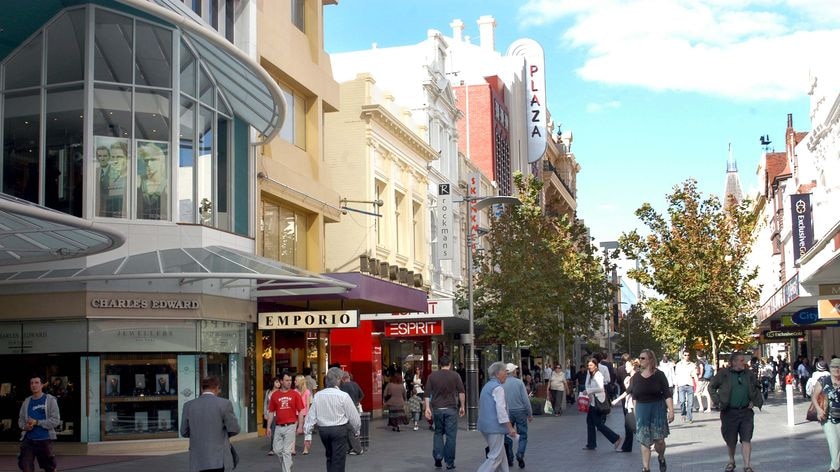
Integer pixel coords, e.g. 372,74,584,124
592,394,611,415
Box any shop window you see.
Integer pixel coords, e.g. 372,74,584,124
216,116,230,230
179,97,196,223
395,191,405,254
136,140,170,220
180,43,197,98
93,86,132,218
45,87,84,217
260,201,307,267
135,89,170,141
197,106,214,224
2,91,40,203
278,83,306,150
94,10,133,84
199,66,215,107
375,181,385,246
4,33,42,90
46,10,85,85
413,200,422,260
135,23,172,88
102,354,178,441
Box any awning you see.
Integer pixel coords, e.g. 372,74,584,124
0,194,124,266
0,246,354,297
121,0,285,142
258,272,428,314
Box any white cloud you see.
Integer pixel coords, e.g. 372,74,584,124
586,100,621,113
517,0,840,100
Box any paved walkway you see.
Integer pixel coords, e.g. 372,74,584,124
0,391,830,472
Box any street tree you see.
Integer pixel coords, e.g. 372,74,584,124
618,179,759,368
614,303,664,357
469,172,611,357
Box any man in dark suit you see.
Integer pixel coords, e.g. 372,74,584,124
180,376,240,472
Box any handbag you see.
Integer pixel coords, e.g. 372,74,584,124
577,392,590,413
593,395,611,415
807,382,830,422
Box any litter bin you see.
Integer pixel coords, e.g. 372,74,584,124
359,412,371,450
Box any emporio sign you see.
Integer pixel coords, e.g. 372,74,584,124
259,310,359,330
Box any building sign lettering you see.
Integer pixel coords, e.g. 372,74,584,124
91,298,200,310
508,39,547,163
790,194,814,266
763,329,806,339
259,310,358,330
385,320,444,337
436,183,454,261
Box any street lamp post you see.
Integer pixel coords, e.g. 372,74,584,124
463,195,520,431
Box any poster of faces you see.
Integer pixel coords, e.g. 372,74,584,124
94,136,130,218
136,140,169,220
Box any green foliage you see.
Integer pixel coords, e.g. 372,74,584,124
468,172,611,355
618,179,760,362
614,303,664,357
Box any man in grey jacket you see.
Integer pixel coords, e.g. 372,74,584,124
18,374,60,472
502,364,532,469
180,376,240,472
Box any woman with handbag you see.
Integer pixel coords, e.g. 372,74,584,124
384,374,408,431
812,357,840,472
583,357,622,451
627,349,674,472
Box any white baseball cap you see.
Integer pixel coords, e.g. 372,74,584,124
505,363,518,373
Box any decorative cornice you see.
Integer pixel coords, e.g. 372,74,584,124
360,104,438,162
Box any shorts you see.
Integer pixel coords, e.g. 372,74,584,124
695,379,709,394
720,407,754,447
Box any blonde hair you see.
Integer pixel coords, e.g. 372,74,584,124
295,374,307,393
639,349,658,374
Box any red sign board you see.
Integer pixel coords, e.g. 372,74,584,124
384,320,444,337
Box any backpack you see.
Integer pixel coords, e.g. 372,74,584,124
703,362,714,380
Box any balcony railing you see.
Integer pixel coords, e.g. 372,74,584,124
542,160,576,198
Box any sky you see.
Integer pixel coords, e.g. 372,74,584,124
324,0,840,242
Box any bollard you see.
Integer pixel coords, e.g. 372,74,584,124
786,382,795,427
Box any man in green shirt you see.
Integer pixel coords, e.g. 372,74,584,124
709,352,764,472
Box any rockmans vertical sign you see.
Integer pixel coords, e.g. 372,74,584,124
790,194,814,266
436,183,454,260
508,39,547,163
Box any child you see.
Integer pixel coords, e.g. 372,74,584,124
407,388,423,431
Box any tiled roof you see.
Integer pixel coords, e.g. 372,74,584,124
765,152,790,195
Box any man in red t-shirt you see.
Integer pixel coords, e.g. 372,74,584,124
267,372,305,471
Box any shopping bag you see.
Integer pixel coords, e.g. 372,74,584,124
544,399,554,415
577,392,590,413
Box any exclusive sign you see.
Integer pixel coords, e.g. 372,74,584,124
790,194,814,265
259,310,358,330
763,329,806,339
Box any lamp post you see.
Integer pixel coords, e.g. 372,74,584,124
463,195,520,431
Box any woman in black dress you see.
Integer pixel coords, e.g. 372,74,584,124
627,349,675,472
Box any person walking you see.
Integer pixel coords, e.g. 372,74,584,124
303,367,361,472
583,357,622,451
628,349,674,472
339,371,364,455
424,355,465,470
807,360,830,399
502,363,532,469
613,357,639,453
477,362,518,472
549,365,567,416
17,374,60,472
658,355,676,399
407,388,424,431
294,374,313,455
812,357,840,472
674,351,698,424
798,358,812,399
266,372,305,472
384,373,407,431
694,360,713,412
263,376,281,456
180,375,240,472
709,352,763,472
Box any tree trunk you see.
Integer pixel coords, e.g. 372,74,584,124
709,329,718,370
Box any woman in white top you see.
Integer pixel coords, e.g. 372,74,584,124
584,357,622,451
549,365,567,415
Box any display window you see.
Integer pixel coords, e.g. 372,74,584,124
101,354,178,441
0,354,80,442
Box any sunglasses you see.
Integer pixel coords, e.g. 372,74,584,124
638,356,648,360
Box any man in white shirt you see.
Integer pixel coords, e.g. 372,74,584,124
674,352,699,423
303,367,361,472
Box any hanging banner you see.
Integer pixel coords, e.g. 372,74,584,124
436,183,454,260
790,194,814,266
507,39,547,163
468,172,481,247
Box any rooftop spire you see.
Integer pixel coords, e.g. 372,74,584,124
724,142,743,205
726,142,738,172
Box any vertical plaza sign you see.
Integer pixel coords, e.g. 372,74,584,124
508,38,547,163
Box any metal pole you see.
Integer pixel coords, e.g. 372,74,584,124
466,197,479,431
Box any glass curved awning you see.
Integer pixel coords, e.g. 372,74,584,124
123,0,285,141
0,245,355,296
0,194,124,266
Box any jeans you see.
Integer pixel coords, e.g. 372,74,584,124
504,409,529,463
18,439,56,472
432,408,458,466
678,385,695,421
586,407,619,448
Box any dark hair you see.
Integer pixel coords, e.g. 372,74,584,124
29,373,45,383
593,352,604,362
303,367,312,376
279,371,293,381
200,375,221,391
439,355,451,367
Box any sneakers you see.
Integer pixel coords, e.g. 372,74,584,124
446,465,456,470
435,458,442,468
517,455,525,469
348,449,363,455
413,425,419,431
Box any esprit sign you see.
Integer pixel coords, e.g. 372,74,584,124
385,320,443,337
259,310,358,330
360,298,456,321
